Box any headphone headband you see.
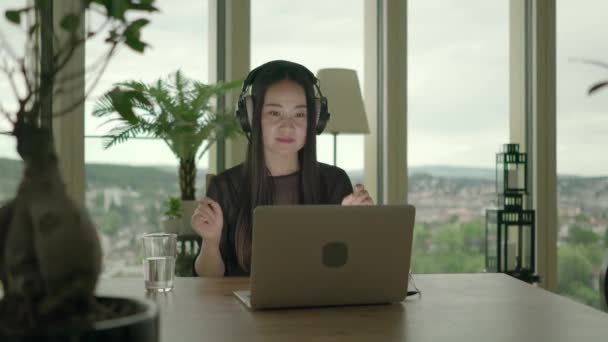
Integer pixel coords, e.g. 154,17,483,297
235,60,330,135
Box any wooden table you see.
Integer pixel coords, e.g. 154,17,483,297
97,274,608,341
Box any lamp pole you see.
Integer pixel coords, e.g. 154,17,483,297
332,132,338,166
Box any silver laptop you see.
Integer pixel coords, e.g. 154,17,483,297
234,204,416,310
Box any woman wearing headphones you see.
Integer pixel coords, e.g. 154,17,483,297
192,60,373,277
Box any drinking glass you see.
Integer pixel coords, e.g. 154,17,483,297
142,233,177,292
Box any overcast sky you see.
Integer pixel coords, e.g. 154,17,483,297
1,0,607,176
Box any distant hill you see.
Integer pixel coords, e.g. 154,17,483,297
1,158,607,202
0,158,191,200
409,165,495,180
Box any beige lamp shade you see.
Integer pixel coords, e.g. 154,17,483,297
316,68,370,134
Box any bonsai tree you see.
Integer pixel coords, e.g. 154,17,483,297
91,70,243,201
0,0,158,337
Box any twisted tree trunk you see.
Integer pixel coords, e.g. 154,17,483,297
179,157,196,201
0,118,102,331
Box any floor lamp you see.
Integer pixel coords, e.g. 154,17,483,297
316,68,370,166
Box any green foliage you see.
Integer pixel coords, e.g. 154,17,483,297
558,244,602,309
85,163,180,192
411,220,485,274
568,283,601,308
5,1,158,53
411,218,605,310
566,225,599,245
604,229,608,248
462,219,484,254
2,0,158,132
92,70,243,200
99,210,122,236
559,245,593,292
163,197,181,219
558,219,605,308
574,213,590,223
124,18,150,52
5,9,22,24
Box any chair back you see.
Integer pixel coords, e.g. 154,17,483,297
601,255,608,311
206,173,216,192
174,234,202,276
175,173,215,276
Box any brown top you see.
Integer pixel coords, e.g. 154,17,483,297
271,171,299,205
197,162,354,276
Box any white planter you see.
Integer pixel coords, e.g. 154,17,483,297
180,200,198,235
161,217,181,234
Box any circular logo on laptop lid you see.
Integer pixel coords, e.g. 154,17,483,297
322,242,348,268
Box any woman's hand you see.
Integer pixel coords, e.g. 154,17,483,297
341,184,374,206
191,197,224,246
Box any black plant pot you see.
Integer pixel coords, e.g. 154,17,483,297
0,296,159,342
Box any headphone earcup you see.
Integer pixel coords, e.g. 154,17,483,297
315,96,330,135
245,96,254,129
236,95,251,134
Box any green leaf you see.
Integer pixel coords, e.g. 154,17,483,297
93,71,244,169
34,0,45,10
129,18,150,30
130,0,159,12
107,88,138,124
125,19,150,40
102,124,145,149
125,38,147,53
60,13,80,32
28,23,39,36
589,81,608,95
5,10,21,24
107,0,128,21
104,29,120,43
124,19,150,52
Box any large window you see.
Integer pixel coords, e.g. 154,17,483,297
0,135,20,204
251,0,365,185
85,0,209,277
408,0,510,273
0,0,26,204
556,0,608,309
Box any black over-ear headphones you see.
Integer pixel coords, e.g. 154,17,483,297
235,60,330,135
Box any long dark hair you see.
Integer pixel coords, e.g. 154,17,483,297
235,61,321,272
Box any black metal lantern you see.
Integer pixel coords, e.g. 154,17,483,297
496,143,527,194
486,144,540,283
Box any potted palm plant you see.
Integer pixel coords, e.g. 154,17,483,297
0,1,160,340
92,71,243,234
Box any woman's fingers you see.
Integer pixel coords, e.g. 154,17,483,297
361,195,374,205
207,198,223,216
351,193,373,205
341,193,354,205
191,212,207,228
193,200,211,220
199,198,222,214
351,196,365,205
201,207,217,223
